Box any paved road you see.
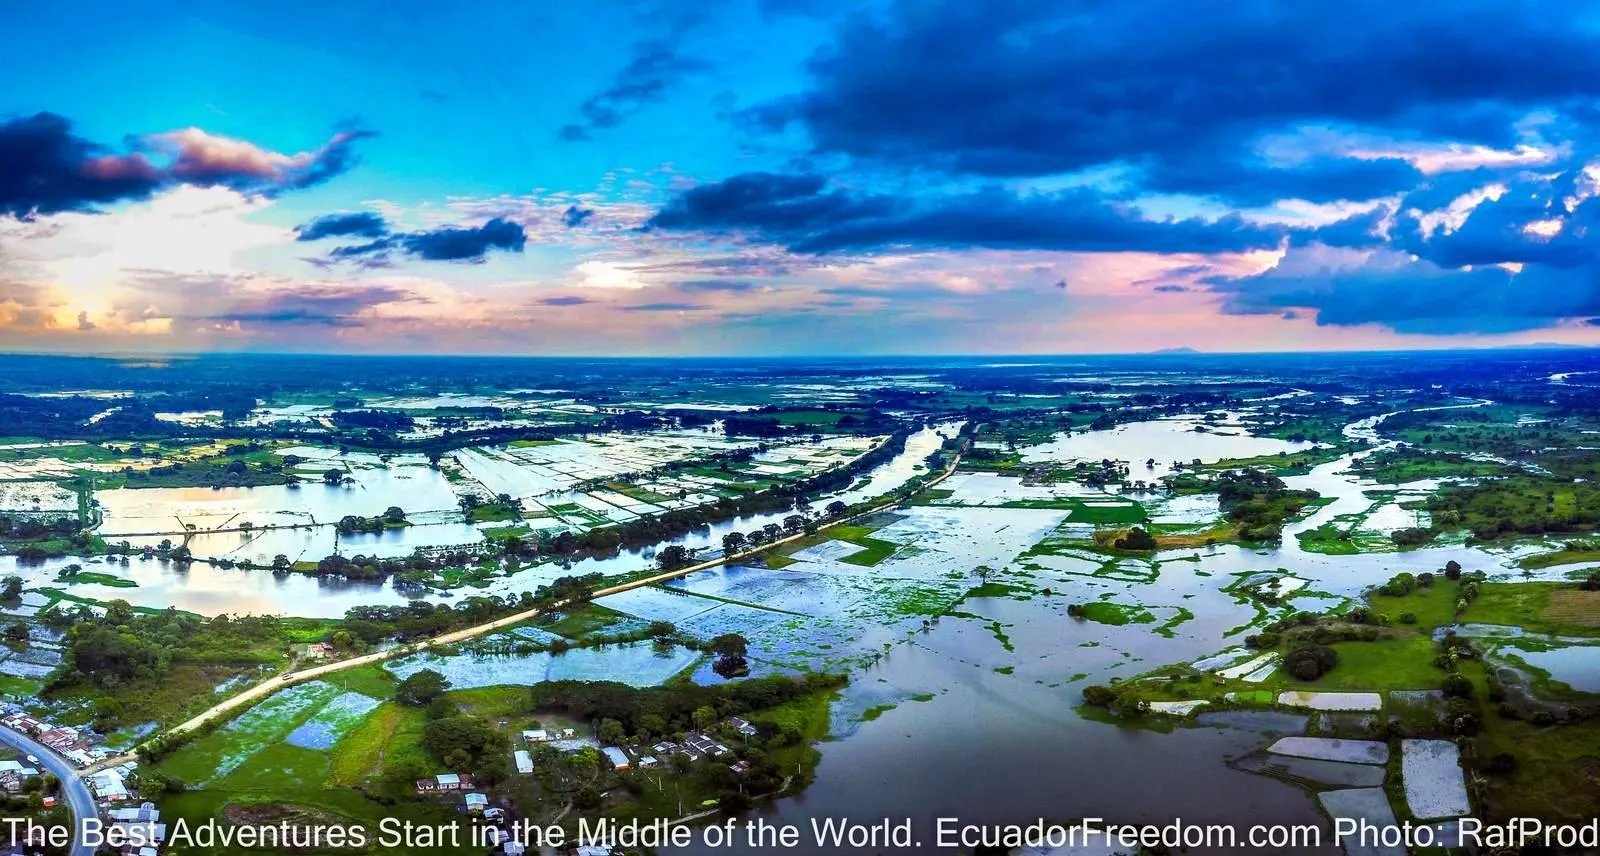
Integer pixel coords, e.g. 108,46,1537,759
0,727,97,856
88,451,963,770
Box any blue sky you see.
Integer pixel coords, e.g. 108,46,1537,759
4,0,1600,354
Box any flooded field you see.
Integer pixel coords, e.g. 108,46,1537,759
1017,415,1316,479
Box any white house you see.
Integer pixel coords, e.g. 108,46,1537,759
514,750,533,774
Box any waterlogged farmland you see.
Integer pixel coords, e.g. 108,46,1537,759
6,353,1600,852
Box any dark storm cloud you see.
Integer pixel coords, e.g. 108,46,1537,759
398,217,526,261
295,211,390,241
749,0,1600,203
563,205,595,227
560,40,710,140
1395,185,1600,270
1143,156,1426,207
1306,207,1390,250
647,172,1289,254
1206,164,1600,334
326,218,526,263
1207,249,1600,335
0,112,371,218
0,113,163,217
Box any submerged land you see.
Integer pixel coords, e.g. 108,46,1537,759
1,350,1599,854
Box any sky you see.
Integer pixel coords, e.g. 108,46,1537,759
4,0,1600,355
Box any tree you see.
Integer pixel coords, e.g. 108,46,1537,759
322,468,345,485
423,715,507,773
1113,527,1158,550
396,669,451,707
712,654,749,679
3,623,28,644
825,501,848,517
721,532,747,555
383,506,406,524
597,718,627,745
656,545,691,571
693,706,718,732
0,576,21,601
710,632,751,678
271,554,291,571
647,621,676,641
1444,560,1463,581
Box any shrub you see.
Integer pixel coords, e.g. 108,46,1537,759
1108,693,1149,718
1390,527,1433,547
1082,685,1117,707
1113,527,1158,551
1284,644,1338,681
1398,612,1417,625
1441,674,1474,699
1244,632,1280,649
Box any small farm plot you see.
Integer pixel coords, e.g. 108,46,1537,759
0,657,54,678
159,681,343,786
387,651,554,690
1145,493,1223,526
856,507,1068,581
544,643,701,685
1542,590,1600,628
742,612,921,672
599,585,724,624
664,567,858,617
386,642,698,690
284,692,382,750
0,481,78,513
677,602,791,639
1401,739,1471,820
928,472,1104,506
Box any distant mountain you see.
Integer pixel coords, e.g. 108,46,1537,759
1148,346,1202,355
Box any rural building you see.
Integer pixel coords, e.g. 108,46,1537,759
685,734,730,757
728,717,759,737
514,750,533,774
465,792,489,813
602,746,630,769
522,728,549,743
637,755,659,769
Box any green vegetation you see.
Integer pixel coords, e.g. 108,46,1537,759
1351,446,1508,483
1067,601,1155,626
